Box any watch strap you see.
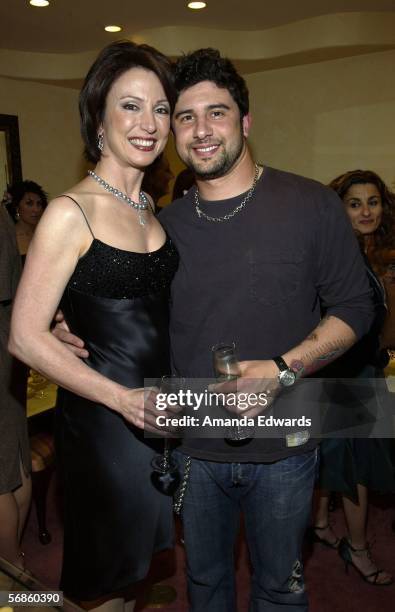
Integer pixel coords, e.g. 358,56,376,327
273,355,290,373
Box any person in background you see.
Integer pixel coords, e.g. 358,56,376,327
171,167,195,200
9,41,178,611
0,196,31,571
380,255,395,353
313,169,395,585
8,180,48,261
141,154,174,211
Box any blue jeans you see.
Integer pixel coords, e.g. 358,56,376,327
174,449,318,612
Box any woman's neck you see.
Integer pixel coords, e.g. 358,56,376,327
363,234,375,254
93,160,145,202
16,219,35,237
16,220,34,255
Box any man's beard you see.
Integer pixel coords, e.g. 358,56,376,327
182,128,244,181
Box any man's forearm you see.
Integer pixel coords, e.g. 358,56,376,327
283,315,357,377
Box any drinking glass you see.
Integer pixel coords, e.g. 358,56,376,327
212,342,254,440
150,375,183,495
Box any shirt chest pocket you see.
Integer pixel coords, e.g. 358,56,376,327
248,250,304,307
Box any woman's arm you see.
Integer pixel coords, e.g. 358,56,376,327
9,197,163,432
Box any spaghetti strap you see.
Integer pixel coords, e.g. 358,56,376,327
60,194,95,239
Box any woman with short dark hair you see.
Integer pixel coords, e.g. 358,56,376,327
9,41,178,609
8,180,48,259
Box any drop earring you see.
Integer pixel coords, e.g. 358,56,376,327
97,132,104,152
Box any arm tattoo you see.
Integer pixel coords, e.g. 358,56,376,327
294,339,348,376
290,359,305,377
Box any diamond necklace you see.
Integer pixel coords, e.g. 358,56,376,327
88,170,150,226
194,163,261,223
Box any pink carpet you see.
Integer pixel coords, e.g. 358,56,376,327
22,478,395,611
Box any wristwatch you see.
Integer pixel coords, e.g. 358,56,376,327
272,356,296,387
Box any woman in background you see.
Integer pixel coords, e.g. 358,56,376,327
141,154,174,211
314,169,395,585
171,167,195,200
8,180,48,260
3,178,59,559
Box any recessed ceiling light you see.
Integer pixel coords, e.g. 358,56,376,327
104,25,122,33
188,2,207,9
29,0,50,6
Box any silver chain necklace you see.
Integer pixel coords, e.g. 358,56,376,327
88,170,150,226
194,164,261,223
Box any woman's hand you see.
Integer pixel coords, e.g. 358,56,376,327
118,386,181,435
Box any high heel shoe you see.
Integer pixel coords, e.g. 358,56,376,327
338,537,393,586
307,524,340,549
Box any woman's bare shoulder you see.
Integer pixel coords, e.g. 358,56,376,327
57,177,94,206
50,178,98,218
30,189,93,259
36,180,96,239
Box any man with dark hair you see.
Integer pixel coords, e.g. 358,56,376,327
56,48,373,611
157,48,373,611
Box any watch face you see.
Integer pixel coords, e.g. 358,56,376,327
279,369,296,387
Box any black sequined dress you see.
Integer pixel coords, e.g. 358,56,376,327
56,200,179,600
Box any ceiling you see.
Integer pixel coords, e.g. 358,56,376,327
1,0,395,53
1,1,395,85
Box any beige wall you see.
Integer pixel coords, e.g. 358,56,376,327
1,47,394,202
0,76,84,199
246,49,395,189
162,48,395,198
